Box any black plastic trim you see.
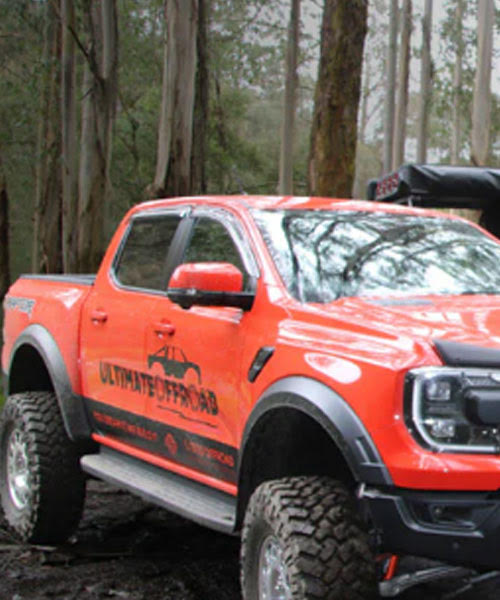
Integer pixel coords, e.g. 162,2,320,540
434,339,500,367
248,346,275,382
362,485,500,569
167,288,255,311
465,389,500,425
7,324,92,441
1,370,8,397
20,274,95,285
241,376,392,486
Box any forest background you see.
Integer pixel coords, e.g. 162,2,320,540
0,0,499,300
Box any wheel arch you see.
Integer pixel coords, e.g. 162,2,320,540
6,324,92,443
236,376,392,527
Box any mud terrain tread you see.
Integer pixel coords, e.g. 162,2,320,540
0,391,85,544
241,476,375,600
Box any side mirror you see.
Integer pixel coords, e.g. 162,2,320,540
167,262,255,311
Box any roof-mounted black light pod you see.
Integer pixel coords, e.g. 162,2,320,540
367,164,500,210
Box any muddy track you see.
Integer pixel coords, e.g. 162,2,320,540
0,481,499,600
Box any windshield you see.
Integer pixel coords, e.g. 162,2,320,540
253,209,500,303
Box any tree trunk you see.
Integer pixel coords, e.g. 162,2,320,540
471,0,494,167
0,150,10,312
191,0,208,194
383,0,398,172
33,1,63,274
151,0,198,199
308,0,368,198
77,0,118,273
450,0,464,165
416,0,433,164
279,0,300,196
61,0,78,272
392,0,412,170
358,63,370,146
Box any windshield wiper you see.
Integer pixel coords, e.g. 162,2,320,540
457,289,500,296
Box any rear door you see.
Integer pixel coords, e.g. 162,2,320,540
80,208,188,452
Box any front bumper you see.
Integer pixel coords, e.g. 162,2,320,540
361,484,500,570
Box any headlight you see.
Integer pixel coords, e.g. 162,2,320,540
405,367,500,453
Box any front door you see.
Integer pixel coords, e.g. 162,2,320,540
145,209,259,485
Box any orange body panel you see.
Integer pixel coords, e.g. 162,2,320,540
2,277,91,394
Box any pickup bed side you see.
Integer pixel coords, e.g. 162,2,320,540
2,275,95,441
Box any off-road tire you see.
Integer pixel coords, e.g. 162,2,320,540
241,476,376,600
0,391,86,544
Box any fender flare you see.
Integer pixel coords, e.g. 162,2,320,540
240,376,393,486
7,324,92,442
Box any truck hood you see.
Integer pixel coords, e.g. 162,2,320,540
352,295,500,346
281,294,500,371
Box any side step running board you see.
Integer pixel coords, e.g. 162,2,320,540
81,447,237,534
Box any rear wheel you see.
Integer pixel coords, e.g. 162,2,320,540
0,391,86,544
241,476,376,600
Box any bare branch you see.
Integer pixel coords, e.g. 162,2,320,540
48,0,96,77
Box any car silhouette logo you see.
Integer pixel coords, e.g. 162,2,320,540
148,345,202,384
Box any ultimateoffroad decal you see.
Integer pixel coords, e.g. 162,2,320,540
99,357,218,427
4,296,36,316
87,399,237,483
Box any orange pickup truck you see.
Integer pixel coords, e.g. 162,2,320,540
4,164,500,599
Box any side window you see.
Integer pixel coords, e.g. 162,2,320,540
115,215,181,290
184,217,246,275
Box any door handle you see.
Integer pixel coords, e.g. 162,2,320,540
90,309,108,324
153,320,176,336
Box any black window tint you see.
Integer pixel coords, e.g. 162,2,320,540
184,218,245,273
115,216,180,290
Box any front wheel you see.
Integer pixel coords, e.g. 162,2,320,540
241,476,376,600
0,391,86,544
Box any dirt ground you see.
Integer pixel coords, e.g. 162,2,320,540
1,481,500,600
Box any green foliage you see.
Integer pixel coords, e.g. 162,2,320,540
430,0,477,162
111,0,316,208
110,0,164,227
0,1,44,279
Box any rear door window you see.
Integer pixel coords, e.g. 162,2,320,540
114,215,181,291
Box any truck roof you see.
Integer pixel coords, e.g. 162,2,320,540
128,194,458,221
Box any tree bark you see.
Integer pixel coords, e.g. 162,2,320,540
77,0,118,273
61,0,78,272
450,0,464,165
471,0,494,167
33,1,63,274
0,150,10,311
416,0,433,164
308,0,368,198
191,0,208,194
279,0,300,196
392,0,412,170
151,0,198,199
358,63,370,147
383,0,398,172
